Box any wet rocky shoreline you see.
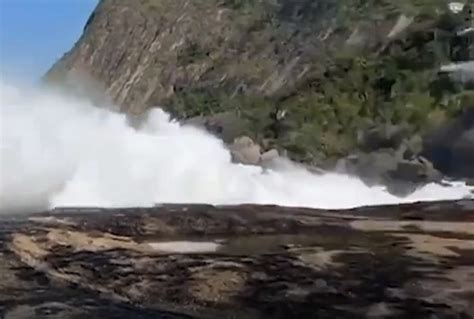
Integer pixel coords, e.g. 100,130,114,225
1,200,473,318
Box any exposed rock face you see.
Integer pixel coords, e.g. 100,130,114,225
1,201,474,318
46,0,349,114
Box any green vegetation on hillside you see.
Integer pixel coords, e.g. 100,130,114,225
166,0,472,165
46,0,473,167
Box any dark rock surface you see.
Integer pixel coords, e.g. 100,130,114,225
1,201,473,318
423,107,474,178
337,150,443,196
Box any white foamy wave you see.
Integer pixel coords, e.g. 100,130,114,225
0,81,472,213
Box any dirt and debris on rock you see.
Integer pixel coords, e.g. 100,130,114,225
1,200,473,318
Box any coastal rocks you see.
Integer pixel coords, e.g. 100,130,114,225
338,150,442,196
333,123,449,195
389,156,442,183
260,149,280,166
386,157,442,195
1,201,474,319
230,136,262,165
229,136,279,166
423,107,474,178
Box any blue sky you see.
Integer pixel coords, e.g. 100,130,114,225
0,0,98,84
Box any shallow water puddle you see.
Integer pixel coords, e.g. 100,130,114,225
147,241,221,253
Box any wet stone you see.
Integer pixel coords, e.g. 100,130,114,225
0,200,473,318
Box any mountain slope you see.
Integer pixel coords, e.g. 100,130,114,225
46,0,355,113
46,0,473,167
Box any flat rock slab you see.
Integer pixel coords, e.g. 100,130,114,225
1,200,473,319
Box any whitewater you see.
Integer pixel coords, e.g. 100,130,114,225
0,81,472,213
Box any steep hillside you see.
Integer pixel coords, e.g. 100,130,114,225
46,0,473,170
46,0,360,113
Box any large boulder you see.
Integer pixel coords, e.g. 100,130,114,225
229,136,262,165
388,156,442,183
229,136,280,166
423,107,474,178
338,150,442,196
260,149,280,167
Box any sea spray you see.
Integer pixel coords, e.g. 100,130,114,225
1,81,472,213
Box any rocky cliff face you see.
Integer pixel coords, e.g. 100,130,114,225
46,0,473,175
46,0,354,113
